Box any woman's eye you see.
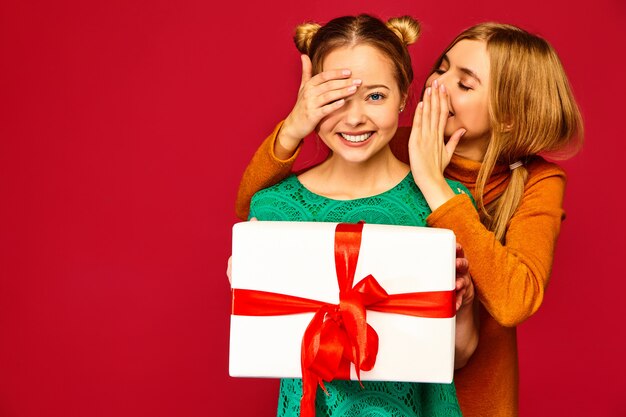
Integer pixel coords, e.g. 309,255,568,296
434,68,446,75
458,82,472,91
368,92,385,101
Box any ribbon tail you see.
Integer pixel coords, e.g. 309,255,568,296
300,368,318,417
300,306,336,417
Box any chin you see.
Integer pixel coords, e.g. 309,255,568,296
337,154,370,164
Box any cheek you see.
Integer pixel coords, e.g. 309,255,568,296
375,107,399,131
461,109,491,138
316,113,338,137
471,98,491,130
458,96,488,125
314,124,333,149
373,99,401,122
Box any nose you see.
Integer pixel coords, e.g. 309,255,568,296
342,98,366,127
433,72,450,90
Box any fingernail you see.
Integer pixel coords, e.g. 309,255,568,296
352,79,362,85
342,69,351,76
418,101,423,109
440,84,446,93
426,87,432,96
461,129,467,136
347,86,357,92
433,79,438,88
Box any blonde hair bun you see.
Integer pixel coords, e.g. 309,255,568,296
386,16,421,45
294,22,322,55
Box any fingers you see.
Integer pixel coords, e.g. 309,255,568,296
408,100,423,155
309,68,352,86
412,101,423,134
455,267,470,291
430,80,441,133
419,82,444,145
455,272,473,311
419,79,452,141
455,266,469,293
284,65,360,141
301,64,358,109
320,98,346,116
299,54,313,88
456,257,469,277
455,243,469,277
227,256,232,285
455,276,466,311
422,80,449,138
454,242,472,311
446,128,466,156
298,71,361,123
456,243,465,259
436,82,449,139
455,265,475,311
421,86,432,139
315,78,361,108
409,78,461,186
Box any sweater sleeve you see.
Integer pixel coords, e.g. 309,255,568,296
427,167,566,327
235,121,301,220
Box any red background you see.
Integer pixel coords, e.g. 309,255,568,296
1,0,623,416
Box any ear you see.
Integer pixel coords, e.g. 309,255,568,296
500,121,514,132
399,94,408,113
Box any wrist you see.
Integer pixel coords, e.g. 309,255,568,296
414,175,456,212
275,122,302,161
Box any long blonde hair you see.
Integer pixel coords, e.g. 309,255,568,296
432,23,584,242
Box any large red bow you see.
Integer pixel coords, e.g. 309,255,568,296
231,222,455,417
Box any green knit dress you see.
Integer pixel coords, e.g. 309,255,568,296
249,172,470,417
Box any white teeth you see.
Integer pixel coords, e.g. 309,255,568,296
340,132,373,143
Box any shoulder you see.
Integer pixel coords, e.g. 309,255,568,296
525,156,566,189
250,175,301,217
517,156,567,210
512,157,567,219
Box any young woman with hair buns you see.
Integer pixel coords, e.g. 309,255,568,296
235,18,584,417
240,13,478,417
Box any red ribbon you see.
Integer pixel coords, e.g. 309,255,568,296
231,222,455,417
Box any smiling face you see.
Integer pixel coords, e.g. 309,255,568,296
426,39,492,160
315,44,405,165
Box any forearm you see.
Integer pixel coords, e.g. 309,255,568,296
428,176,565,326
235,121,300,220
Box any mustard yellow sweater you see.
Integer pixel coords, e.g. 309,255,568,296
235,123,567,417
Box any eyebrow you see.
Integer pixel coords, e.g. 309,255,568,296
362,84,391,90
441,56,482,85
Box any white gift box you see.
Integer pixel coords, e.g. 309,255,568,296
229,221,456,383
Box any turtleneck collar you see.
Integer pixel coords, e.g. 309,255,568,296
444,154,511,206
